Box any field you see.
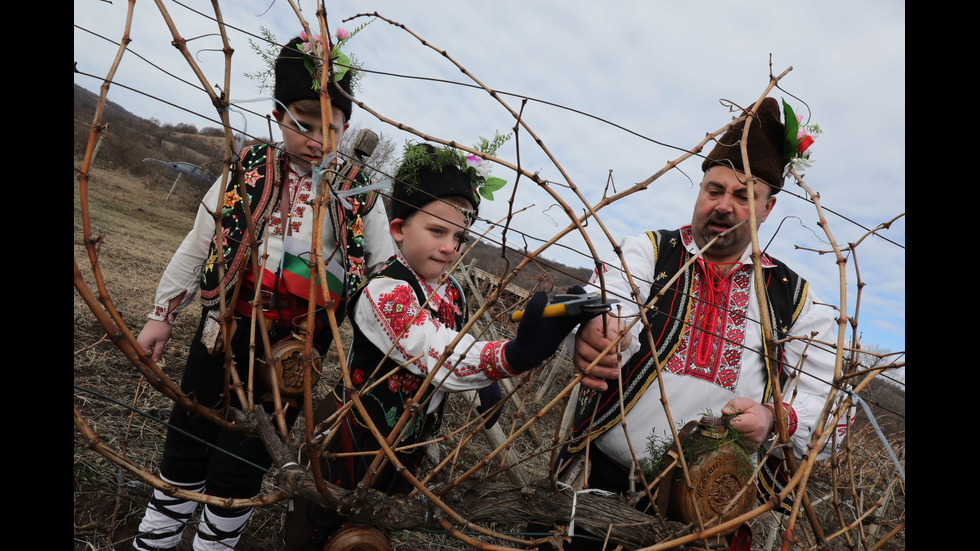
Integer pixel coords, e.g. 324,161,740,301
73,156,549,550
74,152,905,550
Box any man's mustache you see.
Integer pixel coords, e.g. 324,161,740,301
707,214,735,228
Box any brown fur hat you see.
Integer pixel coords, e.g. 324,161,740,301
701,97,785,194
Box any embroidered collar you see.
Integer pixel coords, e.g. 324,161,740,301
395,253,446,301
679,225,776,269
393,252,462,320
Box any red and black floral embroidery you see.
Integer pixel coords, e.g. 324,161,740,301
664,264,754,392
377,284,428,337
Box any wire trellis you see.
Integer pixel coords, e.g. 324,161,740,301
74,2,905,550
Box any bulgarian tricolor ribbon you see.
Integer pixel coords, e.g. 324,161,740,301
279,235,345,309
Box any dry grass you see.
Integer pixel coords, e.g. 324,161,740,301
73,157,529,550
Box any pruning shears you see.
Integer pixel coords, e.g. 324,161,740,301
509,292,618,323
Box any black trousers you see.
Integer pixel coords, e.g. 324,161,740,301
158,309,325,509
283,388,435,551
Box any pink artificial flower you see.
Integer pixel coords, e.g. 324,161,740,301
466,155,481,168
336,28,350,40
796,114,806,141
299,30,321,53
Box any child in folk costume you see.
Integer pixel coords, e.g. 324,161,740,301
132,31,394,551
284,143,597,550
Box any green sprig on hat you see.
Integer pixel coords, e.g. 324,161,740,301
398,132,511,205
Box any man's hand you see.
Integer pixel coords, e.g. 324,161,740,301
137,319,173,363
723,397,774,447
572,314,632,392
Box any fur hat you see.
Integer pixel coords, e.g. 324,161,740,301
391,143,480,222
274,35,353,121
701,97,785,194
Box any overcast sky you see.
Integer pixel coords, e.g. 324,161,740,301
75,0,906,360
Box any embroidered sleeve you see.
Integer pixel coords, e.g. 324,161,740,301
148,178,225,323
361,198,396,277
780,285,853,459
353,278,511,392
771,402,799,437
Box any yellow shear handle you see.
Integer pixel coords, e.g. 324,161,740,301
509,304,570,323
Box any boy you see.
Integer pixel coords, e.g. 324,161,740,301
284,143,596,550
132,34,394,551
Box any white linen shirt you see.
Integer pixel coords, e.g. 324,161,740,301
580,227,846,468
351,254,512,414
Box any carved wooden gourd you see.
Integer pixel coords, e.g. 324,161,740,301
324,524,390,551
658,416,756,534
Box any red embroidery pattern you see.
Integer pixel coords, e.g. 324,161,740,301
835,408,854,439
480,341,513,380
377,284,428,337
244,168,260,186
270,170,311,237
664,265,752,392
436,284,462,327
783,403,798,436
387,371,422,395
590,262,608,285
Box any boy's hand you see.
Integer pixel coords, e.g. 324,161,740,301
504,286,598,374
476,383,504,430
137,319,173,363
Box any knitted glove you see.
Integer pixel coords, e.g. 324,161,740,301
476,383,504,429
504,285,595,373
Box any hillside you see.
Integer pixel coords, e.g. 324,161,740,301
74,84,592,291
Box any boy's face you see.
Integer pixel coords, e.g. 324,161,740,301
390,199,469,282
273,106,348,171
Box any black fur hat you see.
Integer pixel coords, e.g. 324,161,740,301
273,35,353,121
701,97,785,194
391,143,480,221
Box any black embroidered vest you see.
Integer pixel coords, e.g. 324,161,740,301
199,144,379,312
556,229,809,471
199,144,281,308
335,258,467,455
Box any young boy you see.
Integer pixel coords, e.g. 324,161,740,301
132,34,394,551
284,143,596,550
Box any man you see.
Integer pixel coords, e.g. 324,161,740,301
555,97,848,535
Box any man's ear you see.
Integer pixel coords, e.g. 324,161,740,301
272,109,284,124
761,195,777,224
